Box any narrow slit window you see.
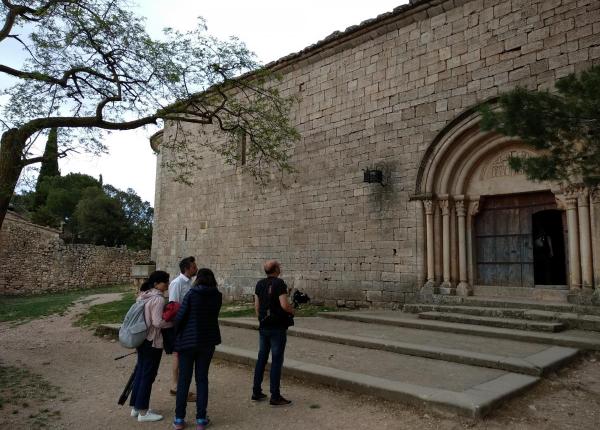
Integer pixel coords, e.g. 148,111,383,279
239,132,247,166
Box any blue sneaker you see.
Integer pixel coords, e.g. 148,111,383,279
196,418,210,430
173,417,186,429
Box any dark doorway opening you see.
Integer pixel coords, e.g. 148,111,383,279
532,210,567,286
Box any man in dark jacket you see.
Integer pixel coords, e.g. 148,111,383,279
252,260,295,406
173,268,222,430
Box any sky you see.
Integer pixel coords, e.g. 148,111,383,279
1,1,407,205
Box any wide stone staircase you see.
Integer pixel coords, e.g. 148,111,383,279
213,298,600,418
403,296,600,332
102,297,600,418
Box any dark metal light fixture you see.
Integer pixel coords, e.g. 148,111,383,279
363,168,384,186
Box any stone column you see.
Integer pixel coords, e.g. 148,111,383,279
439,198,452,292
423,200,435,289
577,189,593,291
467,200,480,287
455,199,471,296
566,195,581,290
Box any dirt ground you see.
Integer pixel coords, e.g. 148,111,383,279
0,294,599,430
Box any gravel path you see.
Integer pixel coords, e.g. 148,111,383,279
0,294,599,429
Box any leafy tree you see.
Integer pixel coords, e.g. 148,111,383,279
104,184,153,249
480,65,600,186
0,0,299,231
72,186,128,246
32,172,101,227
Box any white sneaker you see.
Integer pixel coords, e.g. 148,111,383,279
138,410,163,422
130,408,139,417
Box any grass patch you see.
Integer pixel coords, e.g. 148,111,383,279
0,284,131,323
220,304,255,318
0,363,62,428
295,303,337,317
219,302,336,318
75,291,136,328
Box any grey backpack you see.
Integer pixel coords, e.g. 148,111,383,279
119,299,149,349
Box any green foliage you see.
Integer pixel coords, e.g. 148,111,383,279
23,172,152,248
33,128,60,209
31,173,101,228
103,185,153,250
480,65,600,186
0,284,131,323
72,187,128,246
9,190,35,216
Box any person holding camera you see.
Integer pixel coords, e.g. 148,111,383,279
251,260,295,406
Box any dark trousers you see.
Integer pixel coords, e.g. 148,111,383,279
175,346,215,420
130,340,163,410
252,328,287,399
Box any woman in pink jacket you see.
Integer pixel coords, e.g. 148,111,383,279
129,270,173,422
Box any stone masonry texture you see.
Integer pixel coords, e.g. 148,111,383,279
0,212,149,295
152,0,600,307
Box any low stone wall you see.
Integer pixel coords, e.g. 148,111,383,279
0,211,149,295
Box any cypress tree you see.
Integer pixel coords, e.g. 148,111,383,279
33,128,60,209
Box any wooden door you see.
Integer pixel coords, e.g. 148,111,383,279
475,192,557,287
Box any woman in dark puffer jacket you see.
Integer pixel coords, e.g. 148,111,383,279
172,268,222,430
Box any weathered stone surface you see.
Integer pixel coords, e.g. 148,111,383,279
152,0,600,306
0,212,149,295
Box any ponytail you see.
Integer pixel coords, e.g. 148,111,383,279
140,270,170,291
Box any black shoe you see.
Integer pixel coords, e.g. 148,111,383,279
270,396,292,406
251,392,267,401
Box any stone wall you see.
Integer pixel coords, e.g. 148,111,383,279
152,0,600,308
0,211,150,295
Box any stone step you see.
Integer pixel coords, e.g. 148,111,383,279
418,311,567,332
425,295,600,316
220,318,578,376
403,305,600,331
471,285,569,302
217,325,540,418
319,311,600,351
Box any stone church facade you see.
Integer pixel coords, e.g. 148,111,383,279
151,0,600,307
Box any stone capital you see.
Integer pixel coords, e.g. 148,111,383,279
590,187,600,204
469,200,480,216
565,195,578,210
423,199,435,215
455,200,466,217
438,199,450,215
578,187,590,207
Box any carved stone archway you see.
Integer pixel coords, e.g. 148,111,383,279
414,108,595,297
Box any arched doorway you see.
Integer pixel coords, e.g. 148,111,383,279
413,106,593,297
474,192,566,288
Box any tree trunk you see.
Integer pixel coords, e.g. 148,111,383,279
0,129,26,232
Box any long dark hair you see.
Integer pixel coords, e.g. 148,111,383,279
140,270,170,291
193,268,217,288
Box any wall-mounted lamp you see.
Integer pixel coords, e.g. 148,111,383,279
363,168,385,186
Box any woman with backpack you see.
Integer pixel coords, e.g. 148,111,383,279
129,270,173,422
172,268,222,430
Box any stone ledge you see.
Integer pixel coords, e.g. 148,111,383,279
214,344,539,418
219,317,579,376
320,312,600,351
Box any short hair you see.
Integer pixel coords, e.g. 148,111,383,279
263,260,280,275
194,268,217,288
140,270,170,291
179,256,196,273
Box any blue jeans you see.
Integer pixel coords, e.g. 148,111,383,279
130,340,163,410
175,346,215,421
252,328,287,399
